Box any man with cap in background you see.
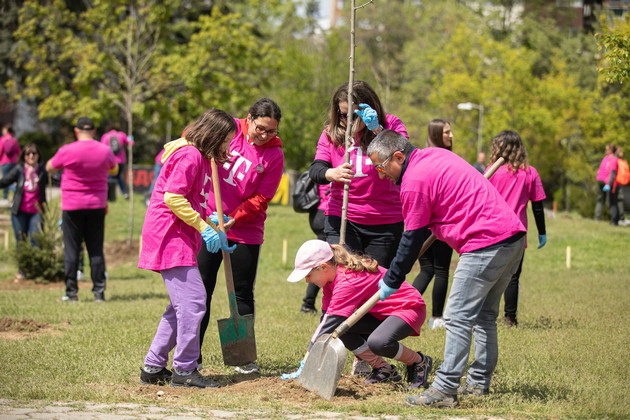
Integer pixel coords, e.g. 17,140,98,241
46,117,117,302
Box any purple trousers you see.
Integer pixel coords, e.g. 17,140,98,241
144,266,206,371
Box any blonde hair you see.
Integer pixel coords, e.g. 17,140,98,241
329,244,379,273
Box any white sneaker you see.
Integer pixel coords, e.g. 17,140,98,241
351,357,371,377
77,270,85,281
429,317,446,330
234,362,260,374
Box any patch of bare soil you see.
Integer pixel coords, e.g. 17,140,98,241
105,240,140,266
0,277,63,291
0,317,61,340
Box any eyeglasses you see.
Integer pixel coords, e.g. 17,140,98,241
374,150,402,173
253,122,278,137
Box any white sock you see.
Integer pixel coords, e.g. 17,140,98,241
174,368,194,376
143,365,162,374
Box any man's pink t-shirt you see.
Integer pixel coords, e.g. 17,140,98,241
0,135,20,164
100,130,134,164
138,145,212,271
322,265,426,335
401,148,526,254
489,165,546,230
49,140,117,211
207,118,284,245
20,165,40,214
314,114,408,225
596,154,618,183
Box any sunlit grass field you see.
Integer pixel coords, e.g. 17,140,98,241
0,195,628,418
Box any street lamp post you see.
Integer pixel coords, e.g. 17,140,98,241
457,102,484,155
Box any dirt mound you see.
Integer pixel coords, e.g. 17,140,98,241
0,317,49,333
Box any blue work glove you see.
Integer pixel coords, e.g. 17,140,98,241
538,234,547,249
209,211,230,226
603,184,611,192
378,279,399,301
280,360,305,380
354,103,379,131
201,226,236,253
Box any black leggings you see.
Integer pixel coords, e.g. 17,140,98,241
197,241,260,363
412,228,453,317
503,250,525,318
338,314,415,358
303,209,326,307
303,215,403,308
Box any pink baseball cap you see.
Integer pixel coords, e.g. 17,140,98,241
287,240,334,283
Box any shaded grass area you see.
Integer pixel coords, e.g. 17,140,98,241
0,198,628,418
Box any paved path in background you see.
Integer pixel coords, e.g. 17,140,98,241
0,399,412,420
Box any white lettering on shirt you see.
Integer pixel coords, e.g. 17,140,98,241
223,151,252,186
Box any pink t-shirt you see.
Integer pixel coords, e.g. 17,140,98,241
19,165,40,214
596,154,618,183
317,183,330,212
322,266,425,335
0,135,20,164
100,130,134,164
314,114,408,225
154,149,165,164
49,140,117,211
206,118,284,245
138,145,212,271
401,148,526,254
489,165,546,229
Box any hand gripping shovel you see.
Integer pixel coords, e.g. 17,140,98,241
211,159,257,366
298,291,381,400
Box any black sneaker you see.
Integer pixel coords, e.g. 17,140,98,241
140,367,172,385
457,381,489,396
61,295,78,303
365,364,402,384
300,304,317,314
504,315,518,327
171,369,221,388
94,293,105,302
406,353,433,388
406,386,459,408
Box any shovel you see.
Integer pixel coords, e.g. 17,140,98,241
299,291,380,399
211,158,257,366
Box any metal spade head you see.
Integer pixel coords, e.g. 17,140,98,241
298,334,347,400
217,313,257,366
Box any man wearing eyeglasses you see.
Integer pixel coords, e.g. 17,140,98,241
367,130,526,408
46,117,118,303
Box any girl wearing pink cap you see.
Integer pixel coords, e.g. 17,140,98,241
488,130,547,327
287,240,433,388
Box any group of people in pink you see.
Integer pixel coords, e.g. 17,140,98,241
595,143,629,226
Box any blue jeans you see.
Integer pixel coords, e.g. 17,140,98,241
11,211,41,246
1,163,17,199
432,236,526,394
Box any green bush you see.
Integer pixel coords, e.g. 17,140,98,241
13,202,64,283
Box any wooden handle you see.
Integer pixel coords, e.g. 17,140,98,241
332,291,380,339
417,157,506,258
210,159,237,307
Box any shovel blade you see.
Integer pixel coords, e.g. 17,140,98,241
217,314,257,366
298,334,347,400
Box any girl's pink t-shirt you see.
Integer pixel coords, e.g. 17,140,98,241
596,154,618,183
207,118,284,245
49,140,117,211
489,165,546,230
138,145,212,271
322,265,426,335
19,165,40,214
314,114,408,225
401,148,526,254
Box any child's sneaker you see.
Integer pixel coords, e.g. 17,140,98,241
171,369,220,388
234,362,260,375
351,357,371,377
406,353,433,388
140,367,172,385
428,317,446,329
365,364,402,384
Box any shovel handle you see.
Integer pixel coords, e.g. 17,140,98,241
417,157,505,256
210,159,238,303
332,291,381,339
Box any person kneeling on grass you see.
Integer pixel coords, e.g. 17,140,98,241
367,130,526,408
286,239,433,388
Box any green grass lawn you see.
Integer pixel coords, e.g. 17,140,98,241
0,196,628,418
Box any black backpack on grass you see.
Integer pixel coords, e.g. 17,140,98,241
292,171,320,213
